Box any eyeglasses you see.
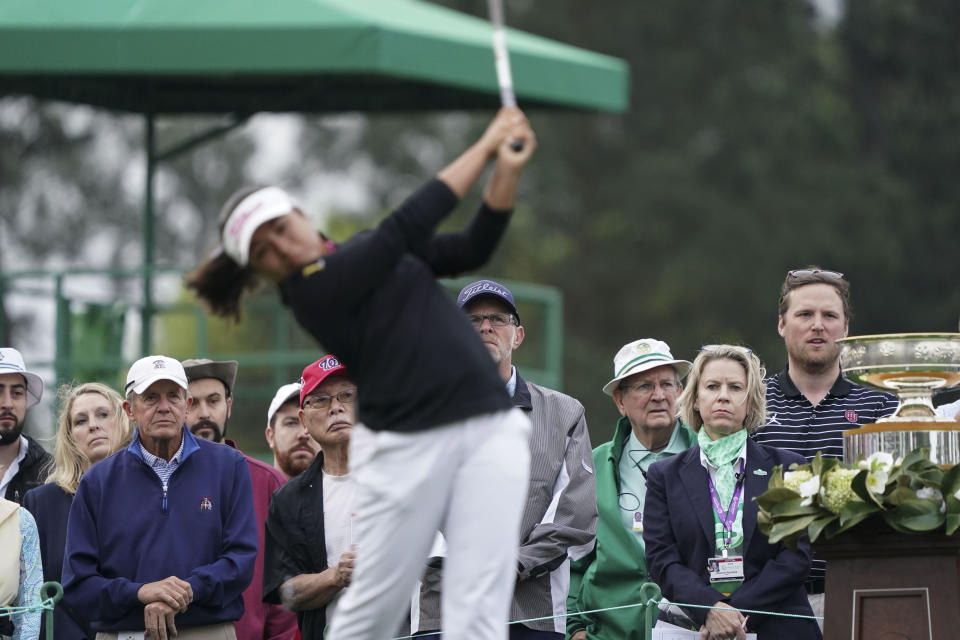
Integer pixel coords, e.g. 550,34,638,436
466,313,516,327
619,379,678,395
786,269,844,280
302,388,357,410
700,344,753,355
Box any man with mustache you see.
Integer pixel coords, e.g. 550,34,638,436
263,356,358,640
0,348,51,504
753,268,898,624
265,382,319,480
182,358,298,640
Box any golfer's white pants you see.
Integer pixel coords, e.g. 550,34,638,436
327,408,531,640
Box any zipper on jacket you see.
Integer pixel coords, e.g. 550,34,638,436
162,482,169,514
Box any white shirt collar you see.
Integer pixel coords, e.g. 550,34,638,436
505,366,518,398
0,435,29,498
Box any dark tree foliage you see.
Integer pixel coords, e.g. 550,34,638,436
433,0,960,435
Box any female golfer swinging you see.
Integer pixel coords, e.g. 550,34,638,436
188,108,536,640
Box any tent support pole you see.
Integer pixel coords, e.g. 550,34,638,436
142,112,155,357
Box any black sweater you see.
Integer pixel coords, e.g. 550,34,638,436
280,178,513,433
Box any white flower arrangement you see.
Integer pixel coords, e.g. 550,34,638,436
757,448,960,549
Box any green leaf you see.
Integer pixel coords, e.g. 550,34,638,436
941,464,960,498
837,500,880,530
900,447,931,472
767,514,819,546
767,465,785,490
900,458,942,489
770,497,822,519
885,486,918,506
755,487,802,512
808,513,840,543
945,498,960,536
882,499,944,533
819,457,839,478
851,469,885,508
810,451,824,478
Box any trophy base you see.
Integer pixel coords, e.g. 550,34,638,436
843,420,960,465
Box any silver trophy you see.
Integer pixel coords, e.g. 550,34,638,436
839,333,960,465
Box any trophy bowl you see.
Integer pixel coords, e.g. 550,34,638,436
839,333,960,465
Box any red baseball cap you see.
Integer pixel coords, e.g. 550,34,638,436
299,355,348,407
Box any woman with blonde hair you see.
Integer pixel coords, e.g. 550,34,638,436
643,345,820,639
22,382,132,640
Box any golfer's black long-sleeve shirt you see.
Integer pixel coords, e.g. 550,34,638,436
279,178,513,432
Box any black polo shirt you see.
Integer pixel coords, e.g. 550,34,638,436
263,453,328,639
754,368,898,462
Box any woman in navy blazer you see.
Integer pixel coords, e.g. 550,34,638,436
643,345,821,639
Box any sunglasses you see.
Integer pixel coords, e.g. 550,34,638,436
700,344,753,355
786,269,844,280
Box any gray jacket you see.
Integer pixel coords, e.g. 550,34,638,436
416,373,598,633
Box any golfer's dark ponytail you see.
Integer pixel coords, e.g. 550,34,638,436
185,250,259,321
185,186,265,321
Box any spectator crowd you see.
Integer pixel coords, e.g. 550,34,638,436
2,267,937,640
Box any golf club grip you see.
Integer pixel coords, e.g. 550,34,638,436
510,139,524,152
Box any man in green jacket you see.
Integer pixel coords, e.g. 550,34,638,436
567,338,695,640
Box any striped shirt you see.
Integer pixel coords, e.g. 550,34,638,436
754,369,897,587
754,369,898,462
139,436,186,488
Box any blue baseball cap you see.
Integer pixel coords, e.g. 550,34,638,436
457,280,519,321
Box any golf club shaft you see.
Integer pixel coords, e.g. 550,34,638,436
487,0,524,151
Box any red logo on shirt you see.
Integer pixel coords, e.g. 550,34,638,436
845,410,858,423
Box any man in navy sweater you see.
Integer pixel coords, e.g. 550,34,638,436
63,355,257,640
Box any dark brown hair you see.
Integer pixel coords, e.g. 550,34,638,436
777,266,852,321
184,186,265,321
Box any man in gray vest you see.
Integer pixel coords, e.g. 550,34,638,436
415,280,597,639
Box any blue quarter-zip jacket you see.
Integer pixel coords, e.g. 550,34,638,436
62,427,257,632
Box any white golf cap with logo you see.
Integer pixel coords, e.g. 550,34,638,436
602,338,692,396
125,355,189,395
267,382,302,427
0,347,44,407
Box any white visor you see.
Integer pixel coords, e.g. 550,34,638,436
221,187,297,265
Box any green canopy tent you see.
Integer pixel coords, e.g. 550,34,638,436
0,0,629,351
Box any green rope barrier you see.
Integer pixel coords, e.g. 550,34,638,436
388,580,823,640
659,599,824,621
0,581,61,640
42,582,63,640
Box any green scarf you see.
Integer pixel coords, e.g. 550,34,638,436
697,428,747,508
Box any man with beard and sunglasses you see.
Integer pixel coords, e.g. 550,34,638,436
0,348,51,504
753,268,898,625
182,358,298,640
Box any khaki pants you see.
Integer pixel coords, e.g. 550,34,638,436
97,622,236,640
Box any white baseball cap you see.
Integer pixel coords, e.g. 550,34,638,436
267,382,302,427
221,186,297,266
125,355,189,395
0,348,43,407
602,338,692,396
